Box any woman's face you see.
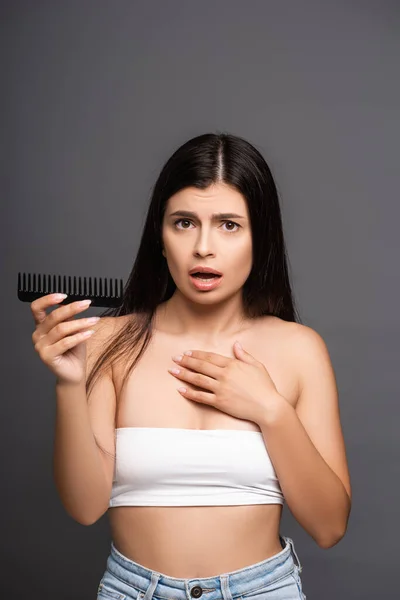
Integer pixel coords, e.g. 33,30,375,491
161,182,253,302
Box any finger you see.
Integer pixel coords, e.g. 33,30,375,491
234,342,260,365
30,293,68,327
184,349,230,367
44,316,100,347
174,355,222,379
177,386,216,406
32,298,92,345
169,367,219,393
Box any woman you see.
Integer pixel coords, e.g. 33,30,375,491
32,132,351,599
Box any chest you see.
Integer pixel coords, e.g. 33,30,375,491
113,318,299,432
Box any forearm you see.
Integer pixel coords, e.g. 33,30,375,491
260,395,351,548
53,381,109,525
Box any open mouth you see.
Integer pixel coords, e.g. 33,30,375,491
190,273,222,280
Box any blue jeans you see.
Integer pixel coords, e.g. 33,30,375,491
97,535,306,600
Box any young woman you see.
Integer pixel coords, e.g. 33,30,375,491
32,132,351,599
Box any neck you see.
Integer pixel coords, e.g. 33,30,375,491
154,290,250,344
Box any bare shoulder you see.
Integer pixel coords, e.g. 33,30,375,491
85,315,128,375
259,317,332,397
259,315,316,347
281,320,334,379
265,316,328,355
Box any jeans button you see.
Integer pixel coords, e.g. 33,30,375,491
190,585,203,598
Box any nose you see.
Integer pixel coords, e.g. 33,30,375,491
193,227,216,257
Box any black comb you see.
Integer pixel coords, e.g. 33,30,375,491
17,272,124,308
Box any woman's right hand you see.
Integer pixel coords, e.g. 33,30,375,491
31,294,100,386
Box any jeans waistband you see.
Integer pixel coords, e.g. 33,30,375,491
104,535,302,600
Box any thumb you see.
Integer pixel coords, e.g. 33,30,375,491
233,340,257,363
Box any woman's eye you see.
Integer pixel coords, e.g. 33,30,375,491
224,221,239,231
174,219,191,229
173,219,240,232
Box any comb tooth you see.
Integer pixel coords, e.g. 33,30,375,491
68,275,71,295
73,275,77,296
53,274,57,294
105,277,108,297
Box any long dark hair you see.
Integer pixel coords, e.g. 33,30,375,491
87,131,302,457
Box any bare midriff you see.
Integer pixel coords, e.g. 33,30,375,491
105,309,300,578
108,504,283,578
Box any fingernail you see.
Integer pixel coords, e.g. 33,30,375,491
87,316,100,323
79,299,92,307
54,293,67,300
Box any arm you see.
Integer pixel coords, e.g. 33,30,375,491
259,326,352,548
53,380,112,525
52,318,117,525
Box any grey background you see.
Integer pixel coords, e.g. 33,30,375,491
3,1,399,598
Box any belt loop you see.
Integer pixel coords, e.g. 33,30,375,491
220,574,233,600
142,571,160,600
287,537,303,573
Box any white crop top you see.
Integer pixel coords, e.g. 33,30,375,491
109,428,284,507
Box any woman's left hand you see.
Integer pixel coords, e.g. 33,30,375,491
168,341,285,425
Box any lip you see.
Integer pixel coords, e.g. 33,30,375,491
189,273,224,291
189,266,223,275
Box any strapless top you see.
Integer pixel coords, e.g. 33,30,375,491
108,427,284,507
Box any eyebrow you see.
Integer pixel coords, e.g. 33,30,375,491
168,210,246,220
